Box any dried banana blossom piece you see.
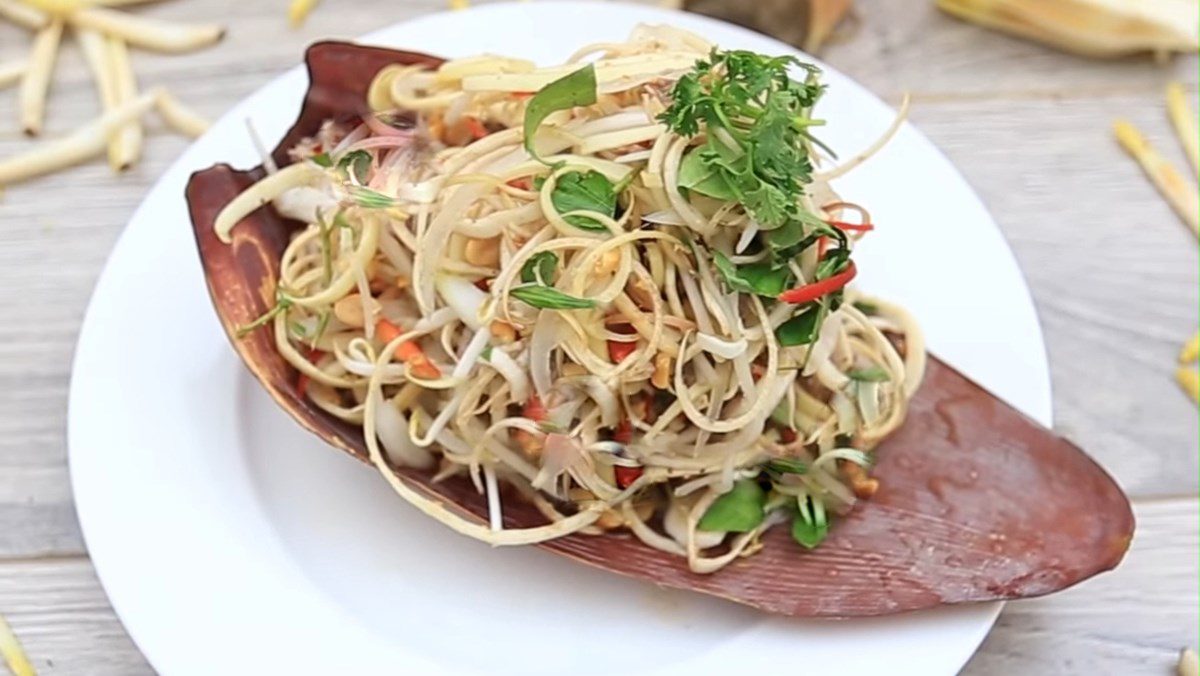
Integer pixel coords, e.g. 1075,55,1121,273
938,0,1199,58
684,0,853,54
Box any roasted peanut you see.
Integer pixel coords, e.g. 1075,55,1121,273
333,293,374,328
490,320,517,343
594,249,621,275
651,351,672,389
464,236,501,267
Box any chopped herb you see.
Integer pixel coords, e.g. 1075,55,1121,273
288,321,309,339
848,367,890,382
659,48,824,229
698,479,766,532
236,292,292,338
510,285,596,310
549,170,617,231
520,251,559,284
310,152,333,167
776,302,823,346
791,494,828,549
852,300,879,315
349,186,397,209
481,346,494,361
338,149,372,183
712,251,791,297
524,64,597,163
766,458,807,475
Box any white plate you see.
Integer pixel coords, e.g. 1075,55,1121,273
68,3,1051,674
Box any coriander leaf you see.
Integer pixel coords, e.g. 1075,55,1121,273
848,367,890,382
520,251,559,284
776,303,822,346
510,285,596,310
338,149,372,183
677,146,737,200
791,495,828,549
698,480,766,532
524,65,597,163
550,170,616,231
712,251,791,297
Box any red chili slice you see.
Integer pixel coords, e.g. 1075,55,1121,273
614,465,643,489
778,261,858,304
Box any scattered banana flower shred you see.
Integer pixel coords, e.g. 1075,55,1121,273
937,0,1199,58
1181,648,1200,676
0,0,223,189
0,613,35,676
1178,332,1199,405
288,0,320,28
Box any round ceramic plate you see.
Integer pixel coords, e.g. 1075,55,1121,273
69,3,1051,674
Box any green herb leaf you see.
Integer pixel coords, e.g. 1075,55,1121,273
349,186,396,209
520,252,559,284
310,152,333,167
852,300,878,315
524,65,597,163
776,303,822,346
791,495,828,549
550,170,617,231
712,251,791,297
677,145,737,200
767,458,807,474
848,367,890,382
510,285,596,310
338,149,372,183
698,480,766,532
481,346,494,361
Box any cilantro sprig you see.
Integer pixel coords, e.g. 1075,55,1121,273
659,49,825,229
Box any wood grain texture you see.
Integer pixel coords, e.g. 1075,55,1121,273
0,0,1196,672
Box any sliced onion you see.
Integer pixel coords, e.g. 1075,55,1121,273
857,380,882,428
486,349,530,402
830,391,858,436
373,392,434,469
434,273,487,330
532,433,583,495
641,209,686,225
695,333,747,360
529,312,559,400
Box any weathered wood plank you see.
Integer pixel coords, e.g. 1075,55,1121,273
964,498,1200,674
0,499,1190,674
0,557,152,675
908,93,1200,498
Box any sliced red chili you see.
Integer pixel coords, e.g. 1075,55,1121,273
523,395,547,422
464,116,488,140
778,261,857,304
779,427,798,444
614,465,643,489
607,323,637,363
612,418,633,445
506,177,532,190
473,278,491,291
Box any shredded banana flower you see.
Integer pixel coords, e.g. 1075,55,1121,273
219,25,925,572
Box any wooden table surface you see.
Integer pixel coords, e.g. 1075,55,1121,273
0,0,1197,673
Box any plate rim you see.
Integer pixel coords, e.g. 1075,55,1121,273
67,2,1051,673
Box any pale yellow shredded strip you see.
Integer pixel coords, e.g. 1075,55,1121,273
1167,84,1199,176
448,0,469,9
0,613,35,676
1114,119,1200,236
288,0,320,27
1181,332,1200,364
0,0,48,31
1177,368,1199,405
1180,648,1199,676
